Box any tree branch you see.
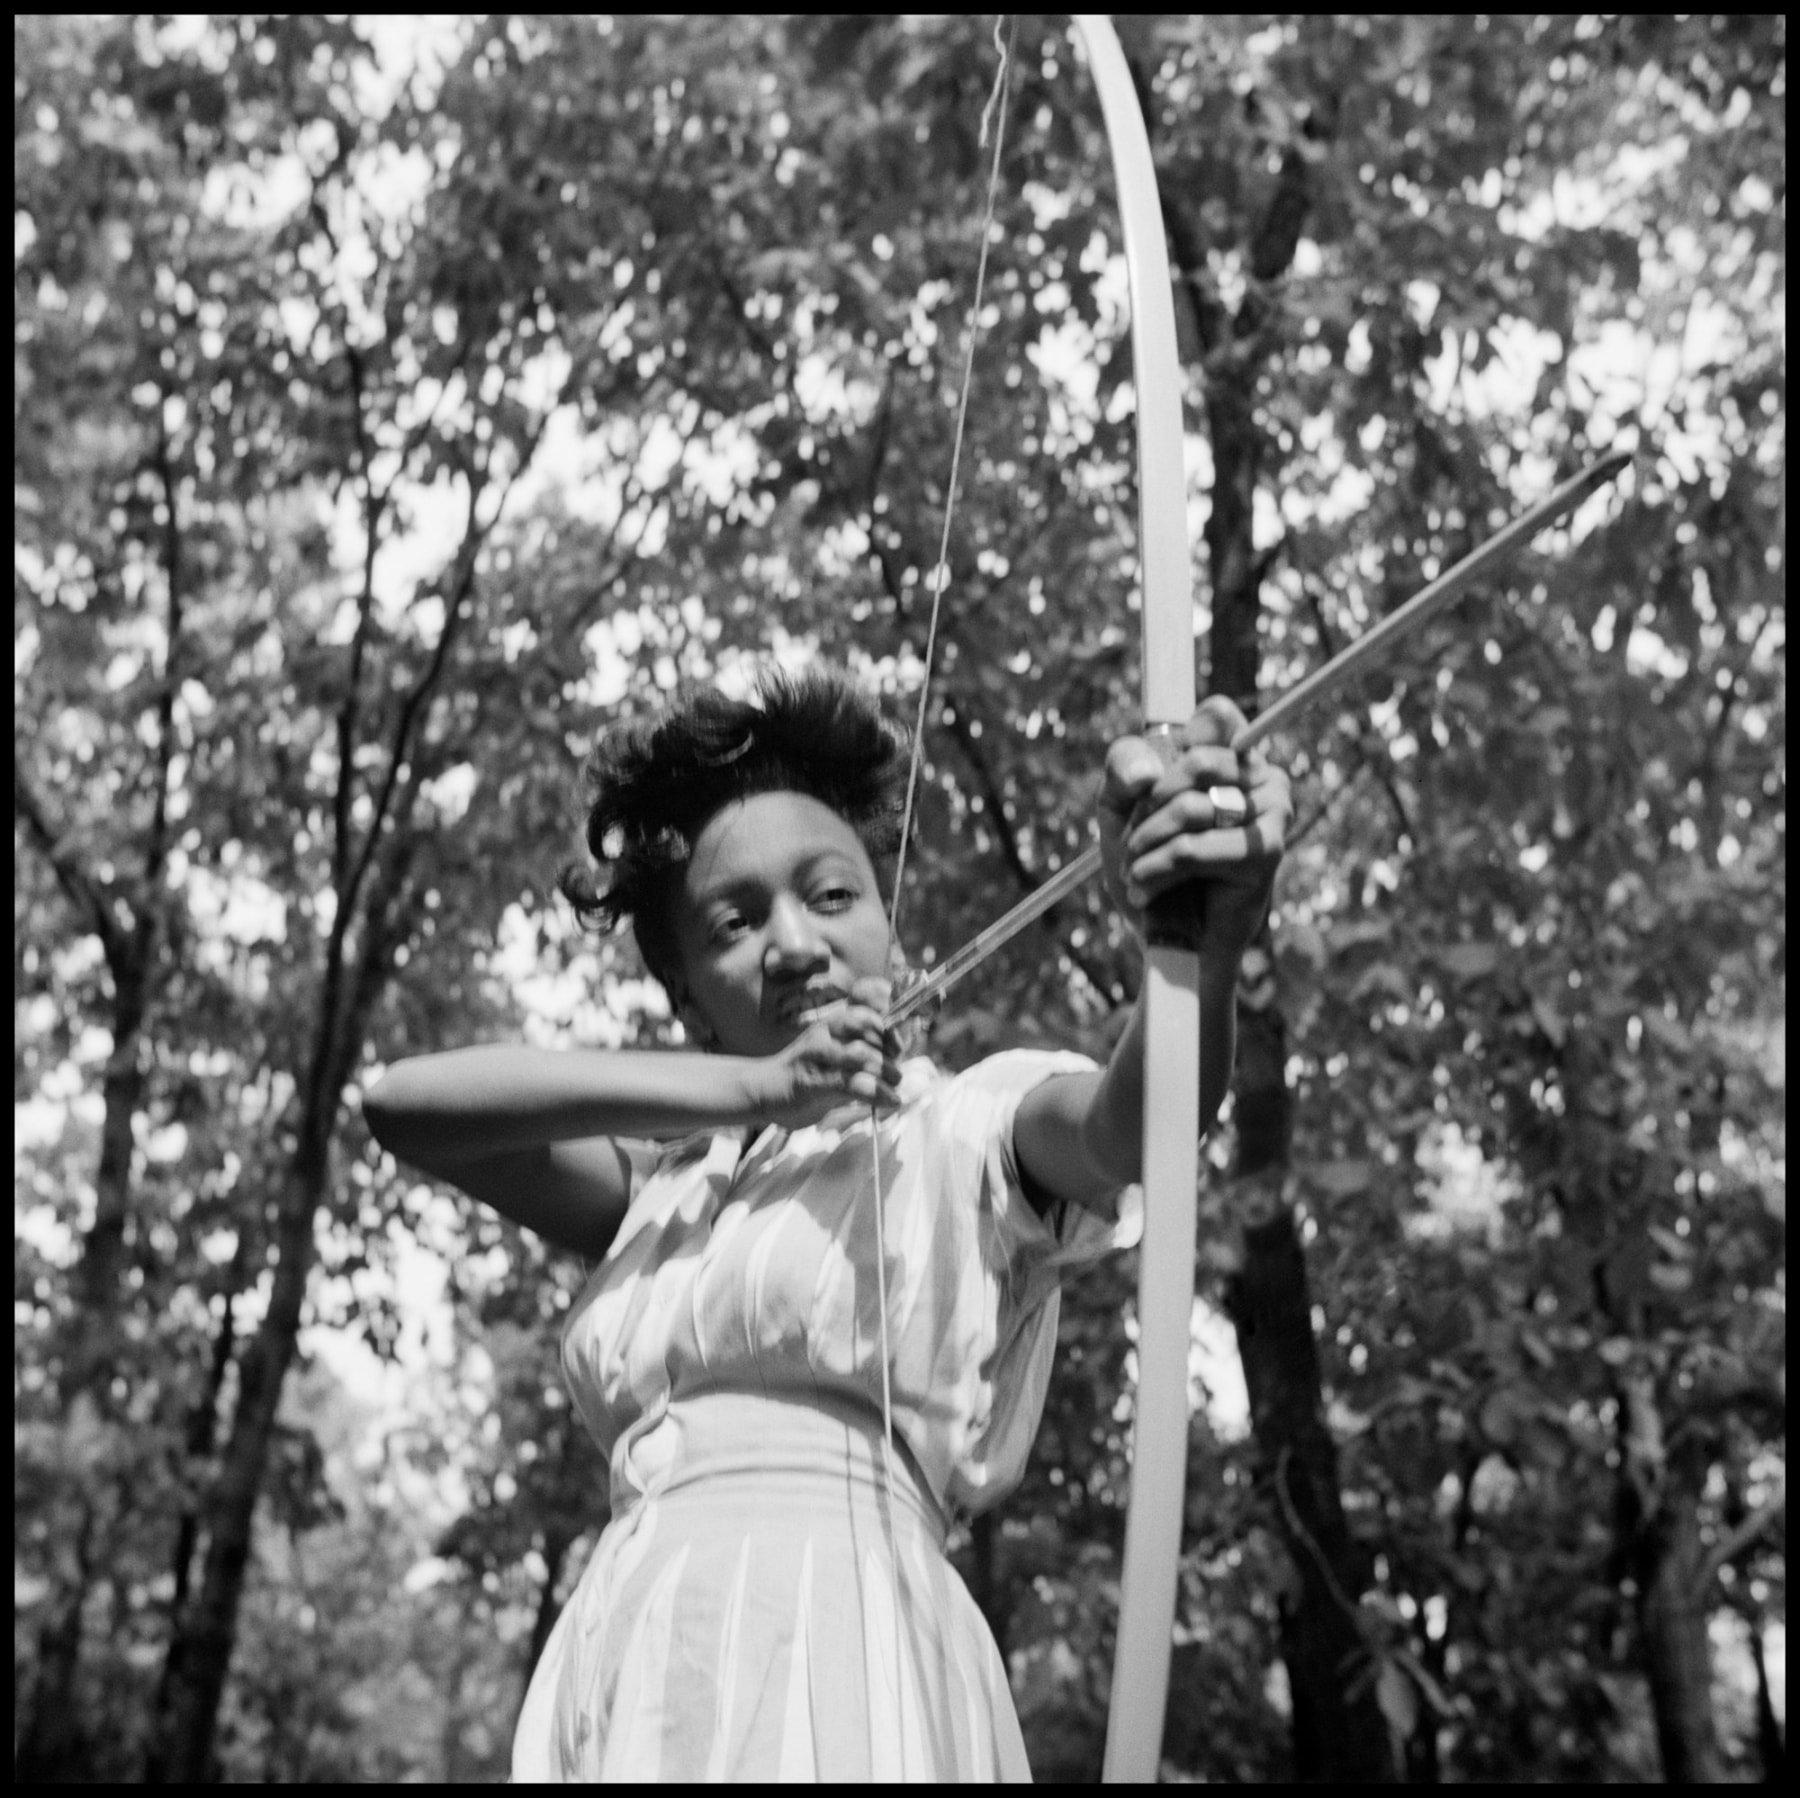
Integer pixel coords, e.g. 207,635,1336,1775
14,760,128,965
1700,1473,1786,1592
142,417,187,915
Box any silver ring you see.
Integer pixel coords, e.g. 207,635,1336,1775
1208,785,1248,823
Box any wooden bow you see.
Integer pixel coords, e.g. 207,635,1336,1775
1069,15,1198,1782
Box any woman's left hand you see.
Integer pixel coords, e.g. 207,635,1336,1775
1097,696,1292,958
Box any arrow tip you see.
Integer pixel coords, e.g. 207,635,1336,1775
1570,446,1633,501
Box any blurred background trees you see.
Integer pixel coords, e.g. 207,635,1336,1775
15,13,1783,1781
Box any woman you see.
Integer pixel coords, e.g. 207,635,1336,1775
364,664,1289,1780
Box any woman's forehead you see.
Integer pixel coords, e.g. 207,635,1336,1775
684,790,872,892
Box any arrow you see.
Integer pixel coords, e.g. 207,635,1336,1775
886,447,1631,1029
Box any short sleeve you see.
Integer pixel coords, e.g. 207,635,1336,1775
906,1050,1134,1514
931,1050,1137,1364
951,1047,1139,1267
573,1138,674,1284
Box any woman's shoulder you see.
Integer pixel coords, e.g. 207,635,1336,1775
935,1045,1102,1097
899,1048,1102,1154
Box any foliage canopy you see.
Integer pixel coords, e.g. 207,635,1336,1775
15,13,1783,1782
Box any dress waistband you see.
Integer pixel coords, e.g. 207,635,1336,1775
613,1386,948,1550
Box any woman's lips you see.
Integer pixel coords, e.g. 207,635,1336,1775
774,985,846,1026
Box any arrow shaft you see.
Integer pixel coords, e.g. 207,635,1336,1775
886,448,1629,1028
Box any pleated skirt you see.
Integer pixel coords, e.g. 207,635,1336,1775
510,1387,1032,1782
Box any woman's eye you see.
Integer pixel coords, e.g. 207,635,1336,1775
710,911,750,943
812,884,857,911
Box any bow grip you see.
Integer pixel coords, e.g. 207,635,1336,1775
1137,721,1209,954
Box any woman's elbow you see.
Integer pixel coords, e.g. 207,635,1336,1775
361,1064,420,1159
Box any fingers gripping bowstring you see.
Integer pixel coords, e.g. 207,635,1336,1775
870,16,1018,1468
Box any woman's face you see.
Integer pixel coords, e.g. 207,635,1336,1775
669,790,893,1057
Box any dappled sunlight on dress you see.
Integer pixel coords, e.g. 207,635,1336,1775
509,1050,1130,1782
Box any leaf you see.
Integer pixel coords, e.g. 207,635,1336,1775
1479,1386,1524,1446
1599,1235,1654,1315
1328,918,1394,952
1436,942,1499,980
1521,1419,1570,1470
1350,960,1415,1004
1640,1008,1691,1052
1312,1158,1374,1198
1400,1650,1459,1721
1376,1656,1421,1742
1647,1224,1693,1262
1282,918,1328,968
1530,994,1567,1047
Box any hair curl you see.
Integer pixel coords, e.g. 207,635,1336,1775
559,663,911,992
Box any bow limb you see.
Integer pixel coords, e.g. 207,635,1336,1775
1070,16,1199,1783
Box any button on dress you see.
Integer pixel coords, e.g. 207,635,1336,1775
510,1049,1130,1782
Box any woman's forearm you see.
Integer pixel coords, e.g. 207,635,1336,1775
1081,952,1240,1184
364,1044,766,1168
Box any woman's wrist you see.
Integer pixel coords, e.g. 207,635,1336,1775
711,1052,781,1130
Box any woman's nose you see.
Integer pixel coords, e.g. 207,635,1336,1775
764,895,828,971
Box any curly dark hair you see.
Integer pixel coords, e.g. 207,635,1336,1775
559,663,911,992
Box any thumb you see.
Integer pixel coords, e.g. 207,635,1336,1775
1101,735,1166,818
1182,694,1252,749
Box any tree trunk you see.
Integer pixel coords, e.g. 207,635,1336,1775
144,1257,245,1778
441,1590,479,1784
78,958,150,1325
1227,1189,1398,1782
1209,362,1396,1774
1203,379,1264,705
15,1499,98,1782
1638,1511,1721,1786
16,538,177,1779
1751,1624,1785,1786
144,1152,330,1782
1616,1372,1723,1783
19,949,154,1784
142,826,407,1780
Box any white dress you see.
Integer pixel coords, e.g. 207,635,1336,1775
510,1049,1128,1782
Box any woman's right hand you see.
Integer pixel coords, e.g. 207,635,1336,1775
752,977,902,1128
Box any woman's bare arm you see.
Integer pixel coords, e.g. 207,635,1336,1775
1012,950,1239,1220
363,1045,770,1259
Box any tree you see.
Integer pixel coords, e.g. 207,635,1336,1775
16,14,706,1777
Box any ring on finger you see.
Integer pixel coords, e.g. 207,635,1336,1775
1208,785,1248,824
